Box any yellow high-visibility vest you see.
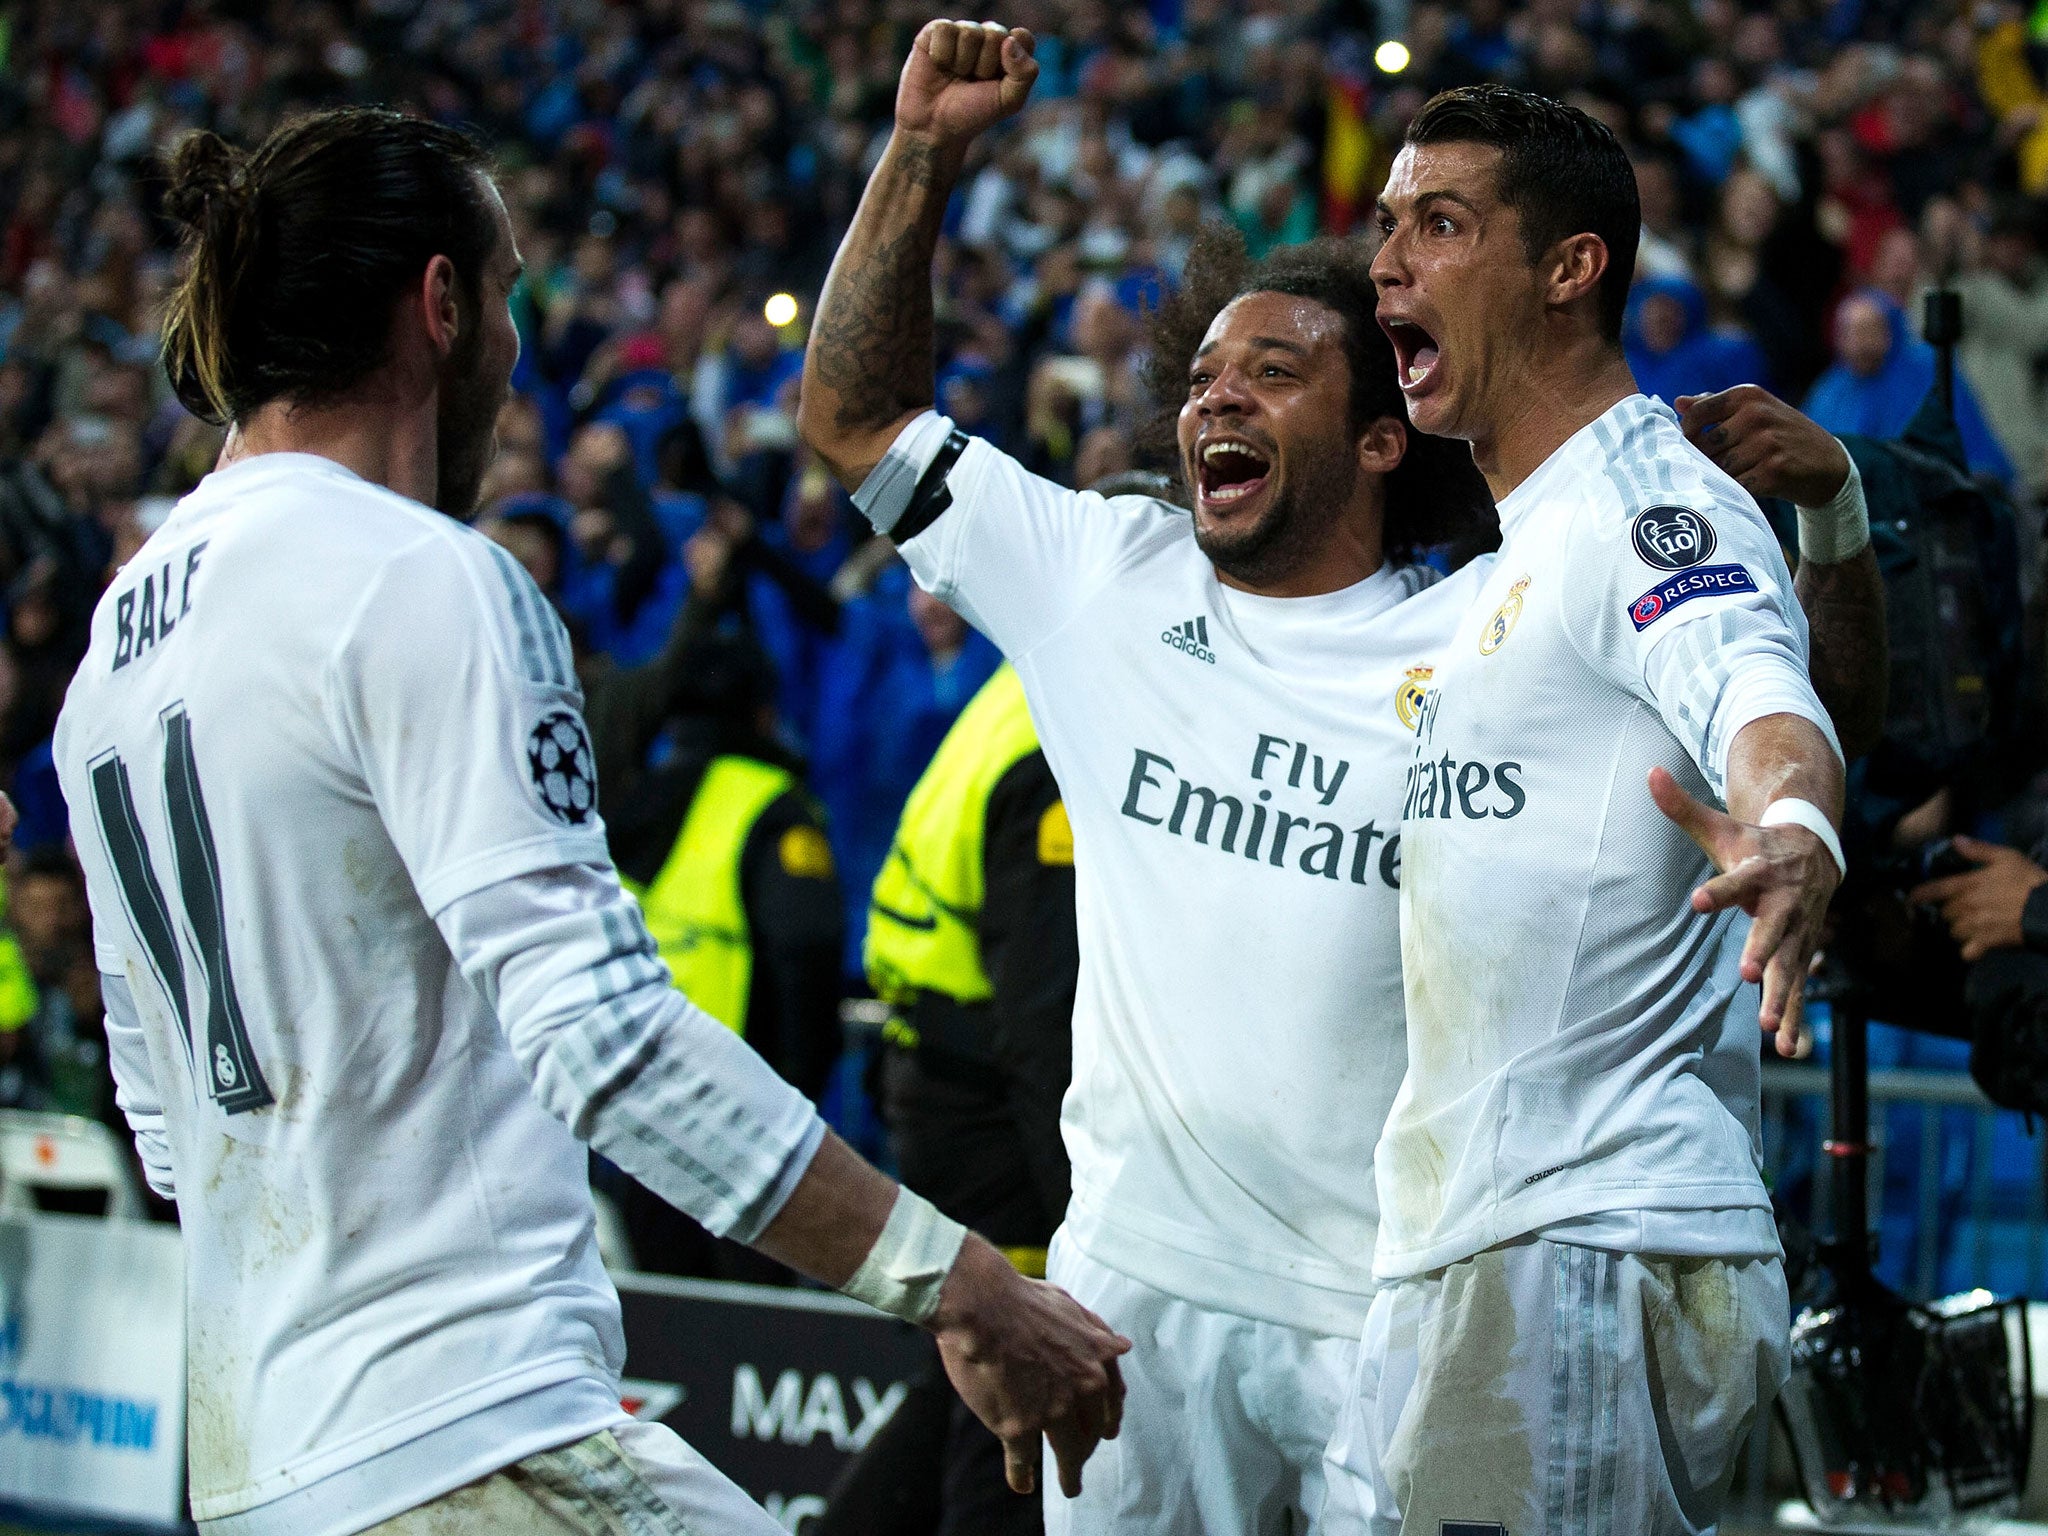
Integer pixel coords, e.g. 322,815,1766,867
626,755,795,1033
0,875,37,1035
865,665,1045,1007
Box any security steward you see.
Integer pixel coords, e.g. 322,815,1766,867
601,629,845,1276
815,661,1079,1536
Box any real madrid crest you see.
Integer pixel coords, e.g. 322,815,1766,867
1396,665,1433,730
1478,577,1530,655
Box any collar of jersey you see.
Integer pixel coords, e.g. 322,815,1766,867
201,450,370,491
1214,558,1412,628
1495,392,1663,540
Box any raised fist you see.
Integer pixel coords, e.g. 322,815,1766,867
896,20,1039,145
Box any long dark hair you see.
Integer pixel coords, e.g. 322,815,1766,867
1142,226,1497,566
160,108,499,425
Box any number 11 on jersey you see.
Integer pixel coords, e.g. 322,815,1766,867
88,703,273,1115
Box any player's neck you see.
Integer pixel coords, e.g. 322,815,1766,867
230,394,441,509
1215,511,1384,599
1469,344,1638,505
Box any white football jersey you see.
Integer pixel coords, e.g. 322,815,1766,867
860,412,1486,1337
56,453,822,1536
1376,394,1838,1281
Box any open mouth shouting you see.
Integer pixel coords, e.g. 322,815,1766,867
1382,316,1442,397
1195,435,1274,514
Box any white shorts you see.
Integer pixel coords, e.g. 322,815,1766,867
1043,1230,1359,1536
358,1421,783,1536
1320,1239,1789,1536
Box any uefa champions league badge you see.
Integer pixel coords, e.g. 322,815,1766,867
1631,505,1717,570
527,709,598,826
1478,577,1530,655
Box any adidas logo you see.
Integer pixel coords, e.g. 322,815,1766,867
1160,615,1217,665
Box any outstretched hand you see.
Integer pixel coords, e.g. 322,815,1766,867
1649,766,1838,1058
896,21,1039,145
929,1237,1128,1498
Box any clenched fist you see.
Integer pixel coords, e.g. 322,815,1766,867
897,20,1039,145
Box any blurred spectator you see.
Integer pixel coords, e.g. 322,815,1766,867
1804,289,2014,482
814,584,1002,977
8,849,107,1124
1624,274,1773,404
1700,167,1833,391
1632,154,1695,283
1975,4,2048,194
1934,202,2048,501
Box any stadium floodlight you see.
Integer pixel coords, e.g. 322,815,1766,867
1374,40,1410,74
764,292,800,328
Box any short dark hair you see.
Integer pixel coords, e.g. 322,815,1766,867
1142,226,1496,565
1405,85,1640,343
160,108,500,425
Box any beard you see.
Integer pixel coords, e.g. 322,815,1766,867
433,318,501,517
1191,435,1360,588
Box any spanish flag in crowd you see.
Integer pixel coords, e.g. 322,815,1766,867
1323,64,1373,235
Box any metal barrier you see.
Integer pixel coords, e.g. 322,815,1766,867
1760,1058,2041,1302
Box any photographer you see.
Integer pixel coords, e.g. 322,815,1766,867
1907,824,2048,1111
1911,839,2048,963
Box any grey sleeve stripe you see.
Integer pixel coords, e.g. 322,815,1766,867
1594,419,1646,517
540,605,575,688
855,444,932,535
1596,400,1695,516
550,1003,749,1217
485,541,565,687
557,903,799,1233
1667,617,1743,796
852,411,958,535
1651,608,1796,796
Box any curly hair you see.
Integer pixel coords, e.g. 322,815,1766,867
1141,225,1497,567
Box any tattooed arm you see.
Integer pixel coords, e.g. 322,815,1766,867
1795,546,1887,760
1677,384,1889,758
800,21,1040,489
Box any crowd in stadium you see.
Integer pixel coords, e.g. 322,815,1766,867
0,0,2046,1230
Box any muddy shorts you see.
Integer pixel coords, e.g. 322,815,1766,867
358,1421,784,1536
1319,1239,1788,1536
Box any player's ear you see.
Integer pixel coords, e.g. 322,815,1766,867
1357,415,1406,477
1546,233,1609,313
420,253,462,360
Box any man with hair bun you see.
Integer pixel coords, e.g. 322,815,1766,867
804,28,1883,1535
56,106,1127,1536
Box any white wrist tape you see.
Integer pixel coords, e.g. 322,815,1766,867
841,1186,968,1324
1795,448,1869,565
1760,797,1846,878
